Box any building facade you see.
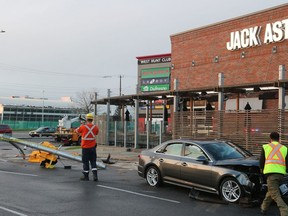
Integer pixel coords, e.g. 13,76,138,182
0,96,82,130
170,4,288,110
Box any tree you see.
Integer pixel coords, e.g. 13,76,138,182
113,105,121,121
72,91,95,114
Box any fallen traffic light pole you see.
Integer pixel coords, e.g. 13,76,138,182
0,134,106,169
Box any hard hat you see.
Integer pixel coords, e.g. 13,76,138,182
86,113,94,120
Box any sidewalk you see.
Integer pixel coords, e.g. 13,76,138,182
63,144,142,163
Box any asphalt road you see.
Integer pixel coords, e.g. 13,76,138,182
0,132,280,216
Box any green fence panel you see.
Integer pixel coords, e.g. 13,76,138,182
2,120,58,130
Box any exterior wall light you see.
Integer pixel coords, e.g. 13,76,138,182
272,46,277,54
214,56,219,63
171,64,174,69
241,51,246,58
192,60,196,67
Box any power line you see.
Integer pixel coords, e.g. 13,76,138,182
0,62,137,78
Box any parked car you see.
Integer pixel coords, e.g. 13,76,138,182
0,124,12,136
138,139,262,203
29,127,56,137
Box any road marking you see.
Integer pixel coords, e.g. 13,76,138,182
0,158,8,162
0,170,38,177
97,184,180,204
0,206,28,216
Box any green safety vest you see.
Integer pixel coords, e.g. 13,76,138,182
263,141,287,175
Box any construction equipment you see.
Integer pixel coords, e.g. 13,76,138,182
0,134,106,169
58,115,85,129
54,115,85,145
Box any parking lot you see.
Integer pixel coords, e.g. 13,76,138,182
0,132,280,216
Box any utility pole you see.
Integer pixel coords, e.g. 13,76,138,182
119,75,124,125
94,92,97,125
119,75,124,96
106,89,111,145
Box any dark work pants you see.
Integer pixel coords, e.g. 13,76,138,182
261,174,288,216
82,147,97,173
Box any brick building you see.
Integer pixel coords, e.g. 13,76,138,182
170,3,288,110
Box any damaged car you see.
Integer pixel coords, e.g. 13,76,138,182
138,139,262,203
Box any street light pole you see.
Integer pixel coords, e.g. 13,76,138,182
42,90,45,126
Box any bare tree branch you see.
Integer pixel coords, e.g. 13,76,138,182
72,91,94,114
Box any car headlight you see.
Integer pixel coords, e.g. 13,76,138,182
237,173,254,188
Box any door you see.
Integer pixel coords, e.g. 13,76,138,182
157,142,183,182
180,143,213,191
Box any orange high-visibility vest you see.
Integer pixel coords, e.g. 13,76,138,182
75,123,99,148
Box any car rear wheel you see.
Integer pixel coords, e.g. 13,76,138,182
220,177,242,203
145,166,161,187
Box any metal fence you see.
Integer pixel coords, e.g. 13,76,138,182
97,109,286,152
173,109,287,155
95,115,172,148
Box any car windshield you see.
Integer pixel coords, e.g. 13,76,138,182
202,142,250,160
35,127,45,132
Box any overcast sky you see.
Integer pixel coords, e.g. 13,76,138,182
0,0,287,101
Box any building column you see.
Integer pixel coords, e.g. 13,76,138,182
278,65,286,141
218,73,224,138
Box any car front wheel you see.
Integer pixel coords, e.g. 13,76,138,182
220,177,242,203
145,166,161,187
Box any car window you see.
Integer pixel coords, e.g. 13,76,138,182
184,144,206,160
163,143,182,156
203,142,245,160
36,127,44,132
0,125,9,129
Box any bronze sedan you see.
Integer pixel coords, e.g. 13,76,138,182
138,139,262,203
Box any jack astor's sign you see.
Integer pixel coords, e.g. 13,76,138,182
227,19,288,51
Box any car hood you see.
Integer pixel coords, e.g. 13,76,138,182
214,156,259,167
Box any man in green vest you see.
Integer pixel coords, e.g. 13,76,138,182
259,132,288,215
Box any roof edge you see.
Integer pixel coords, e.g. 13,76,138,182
170,3,288,38
136,53,171,60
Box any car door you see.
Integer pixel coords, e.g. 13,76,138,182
180,143,214,191
157,142,183,182
47,128,54,136
42,127,49,136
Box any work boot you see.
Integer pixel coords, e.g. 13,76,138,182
260,209,267,215
92,170,98,181
80,172,89,181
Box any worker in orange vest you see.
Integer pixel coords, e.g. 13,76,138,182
75,113,99,181
259,132,288,215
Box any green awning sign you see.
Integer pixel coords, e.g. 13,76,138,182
141,67,170,78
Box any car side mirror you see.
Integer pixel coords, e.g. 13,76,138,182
196,156,208,164
156,149,166,153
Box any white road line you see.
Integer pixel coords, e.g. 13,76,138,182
0,158,8,162
0,170,38,177
0,206,28,216
97,184,181,204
